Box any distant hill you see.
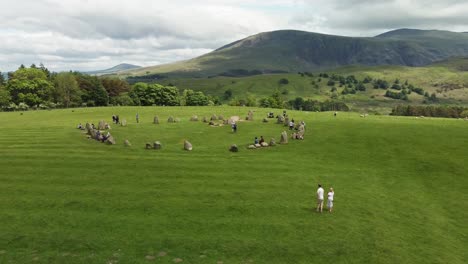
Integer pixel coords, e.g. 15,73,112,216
87,63,141,75
118,29,468,78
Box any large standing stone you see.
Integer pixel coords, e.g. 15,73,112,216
263,118,269,123
246,110,254,121
98,120,106,130
121,119,127,126
277,115,285,124
280,131,288,144
298,124,305,132
85,123,92,135
184,140,193,151
218,115,224,121
153,141,162,150
89,129,97,139
105,136,116,145
269,138,276,146
284,117,289,126
153,116,159,124
202,116,208,123
210,114,217,121
190,115,198,121
229,144,239,152
167,116,174,123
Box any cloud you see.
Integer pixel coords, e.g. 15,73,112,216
0,0,466,72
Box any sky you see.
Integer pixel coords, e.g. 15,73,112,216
1,0,467,72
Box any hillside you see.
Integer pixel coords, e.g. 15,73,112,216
87,63,141,75
145,58,468,113
118,29,468,78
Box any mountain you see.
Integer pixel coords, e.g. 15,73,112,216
118,29,468,77
87,63,141,75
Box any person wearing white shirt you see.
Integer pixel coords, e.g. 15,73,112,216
327,188,334,213
316,184,324,213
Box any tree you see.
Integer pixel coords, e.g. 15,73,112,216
75,73,109,106
223,89,233,100
0,86,11,108
101,77,130,98
183,89,209,106
278,78,289,85
0,71,5,85
54,72,81,107
129,83,179,106
7,67,54,106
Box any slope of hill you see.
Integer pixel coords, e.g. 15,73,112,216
118,29,468,78
149,58,468,113
87,63,141,75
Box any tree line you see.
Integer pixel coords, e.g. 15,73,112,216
391,105,468,118
0,65,218,111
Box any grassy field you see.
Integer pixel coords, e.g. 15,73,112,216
0,107,467,263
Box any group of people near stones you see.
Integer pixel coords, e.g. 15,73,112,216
316,184,335,213
77,121,115,144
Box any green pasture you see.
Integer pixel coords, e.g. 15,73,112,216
0,107,467,263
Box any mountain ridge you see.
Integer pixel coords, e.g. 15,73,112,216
118,28,468,77
87,63,141,75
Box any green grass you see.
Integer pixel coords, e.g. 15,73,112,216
0,107,467,263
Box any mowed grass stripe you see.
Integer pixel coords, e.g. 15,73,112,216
0,107,467,263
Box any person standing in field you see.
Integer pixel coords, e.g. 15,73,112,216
316,184,324,213
136,113,139,123
327,188,334,213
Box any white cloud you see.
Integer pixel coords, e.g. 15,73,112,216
0,0,467,72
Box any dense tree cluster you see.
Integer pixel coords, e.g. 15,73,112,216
289,97,349,111
391,105,467,118
0,65,136,110
0,65,217,111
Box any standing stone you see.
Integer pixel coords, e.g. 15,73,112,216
145,143,152,149
105,136,116,145
298,124,305,132
223,119,229,125
210,114,217,121
175,118,180,123
247,110,254,121
168,116,174,123
190,115,198,121
124,139,131,147
85,123,92,134
121,119,127,126
284,117,289,126
218,115,224,121
280,131,288,144
184,140,193,151
229,144,239,152
153,116,159,124
202,116,208,123
98,120,106,130
269,138,276,146
90,129,97,139
263,118,268,123
277,115,285,124
153,141,162,150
